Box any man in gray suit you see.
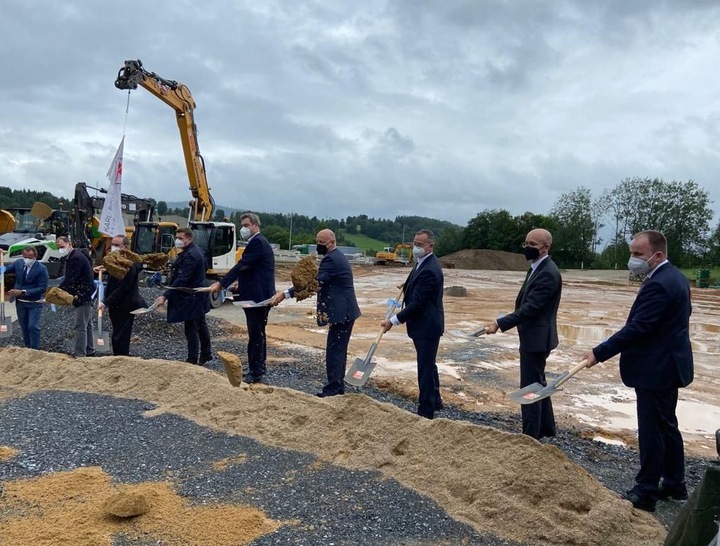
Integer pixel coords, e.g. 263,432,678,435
485,228,562,439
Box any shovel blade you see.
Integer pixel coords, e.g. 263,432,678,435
344,357,377,387
508,382,557,405
93,331,111,353
0,316,13,337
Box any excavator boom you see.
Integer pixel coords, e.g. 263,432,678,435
115,59,215,222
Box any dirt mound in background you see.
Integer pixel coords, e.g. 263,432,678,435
440,249,528,271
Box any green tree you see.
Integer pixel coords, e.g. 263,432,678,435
434,226,465,257
157,201,168,215
549,187,600,268
601,178,713,266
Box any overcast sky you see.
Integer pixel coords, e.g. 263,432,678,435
2,1,719,233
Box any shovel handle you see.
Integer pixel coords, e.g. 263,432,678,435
553,359,589,389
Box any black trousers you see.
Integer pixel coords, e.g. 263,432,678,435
322,320,354,395
519,350,556,439
412,336,441,419
109,308,134,356
184,315,211,362
634,387,685,496
244,306,269,377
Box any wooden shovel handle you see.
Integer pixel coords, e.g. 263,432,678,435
554,359,589,389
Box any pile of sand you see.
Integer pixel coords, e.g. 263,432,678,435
0,348,666,546
439,249,528,271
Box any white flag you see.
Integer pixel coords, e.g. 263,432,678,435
99,137,126,237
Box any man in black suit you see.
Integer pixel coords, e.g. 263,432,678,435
155,228,212,365
6,246,49,349
100,235,147,356
381,229,444,419
273,229,361,397
57,236,96,357
210,213,275,383
584,230,693,512
485,228,562,439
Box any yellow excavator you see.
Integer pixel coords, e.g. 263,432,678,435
375,243,413,266
115,59,241,305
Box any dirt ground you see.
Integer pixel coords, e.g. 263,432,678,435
244,264,720,459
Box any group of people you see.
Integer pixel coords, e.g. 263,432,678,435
2,217,693,514
480,227,693,513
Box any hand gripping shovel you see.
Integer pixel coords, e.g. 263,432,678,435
93,269,111,353
130,301,160,315
0,252,13,337
344,289,404,387
508,359,589,404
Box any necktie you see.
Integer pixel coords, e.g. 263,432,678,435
520,267,532,290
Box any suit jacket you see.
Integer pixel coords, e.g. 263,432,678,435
58,248,95,306
396,253,444,339
12,259,49,302
496,256,562,353
103,263,146,313
289,249,360,326
593,262,693,389
220,233,275,301
163,242,210,323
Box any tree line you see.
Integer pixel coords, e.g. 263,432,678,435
2,177,718,268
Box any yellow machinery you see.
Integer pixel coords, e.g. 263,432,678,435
375,243,413,266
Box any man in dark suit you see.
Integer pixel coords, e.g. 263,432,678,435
584,230,693,512
210,213,275,383
155,228,212,365
381,229,444,419
485,228,562,439
273,229,361,396
57,236,96,357
6,246,49,349
100,235,147,356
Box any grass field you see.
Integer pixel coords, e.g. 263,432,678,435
680,267,720,287
338,229,391,254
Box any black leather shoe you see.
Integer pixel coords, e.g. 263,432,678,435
247,374,266,384
657,485,688,501
316,391,343,398
199,355,213,365
435,401,445,411
622,490,656,512
186,358,198,365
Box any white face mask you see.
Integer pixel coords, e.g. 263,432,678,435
412,245,426,260
23,258,35,266
627,256,651,276
110,245,122,252
240,226,252,241
58,248,68,256
174,238,185,249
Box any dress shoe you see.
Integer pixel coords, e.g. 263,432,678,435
622,490,656,512
185,358,198,365
247,373,266,384
657,485,688,501
435,401,445,411
316,391,343,398
198,355,213,365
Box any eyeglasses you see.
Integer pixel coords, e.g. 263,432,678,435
521,241,543,248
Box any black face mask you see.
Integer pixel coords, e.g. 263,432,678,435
316,243,328,255
522,246,540,261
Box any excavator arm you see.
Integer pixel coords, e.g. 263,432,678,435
115,59,215,222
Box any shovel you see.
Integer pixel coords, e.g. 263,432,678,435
93,269,111,353
0,252,13,337
344,289,404,387
508,359,589,404
449,327,487,339
130,301,160,315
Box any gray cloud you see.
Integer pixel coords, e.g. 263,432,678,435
1,0,719,231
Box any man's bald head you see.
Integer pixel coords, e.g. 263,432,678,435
316,229,337,253
527,228,552,246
